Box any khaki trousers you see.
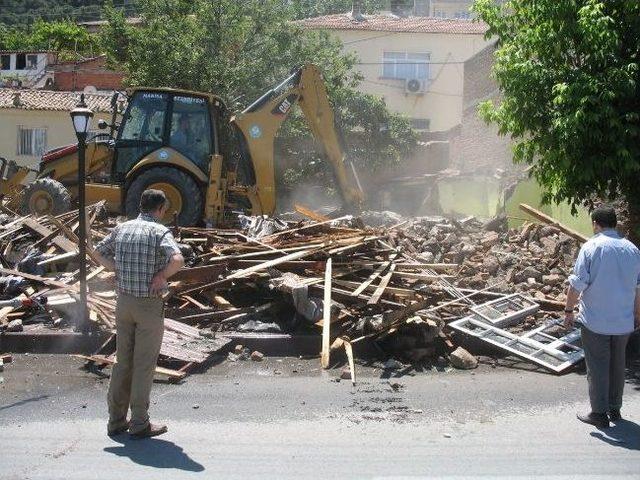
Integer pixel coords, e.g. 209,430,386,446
107,293,164,434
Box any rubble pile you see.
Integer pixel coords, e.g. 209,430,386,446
396,214,581,325
0,202,587,379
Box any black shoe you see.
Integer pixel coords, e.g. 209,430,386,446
107,424,129,437
609,409,622,421
577,412,610,429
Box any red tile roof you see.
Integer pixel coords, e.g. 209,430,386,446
298,14,487,35
0,88,113,112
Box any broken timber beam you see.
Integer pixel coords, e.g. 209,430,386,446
519,203,589,243
320,257,332,369
171,263,227,283
23,218,77,253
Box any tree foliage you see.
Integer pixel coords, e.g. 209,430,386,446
473,0,640,220
0,20,99,57
0,1,119,28
101,0,417,192
290,0,388,19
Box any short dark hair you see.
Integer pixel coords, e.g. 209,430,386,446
591,205,617,229
139,189,167,213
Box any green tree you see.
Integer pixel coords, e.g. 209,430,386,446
473,0,640,241
290,0,388,19
0,20,98,58
0,1,124,28
101,0,417,197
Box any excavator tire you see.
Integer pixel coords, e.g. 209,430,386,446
21,178,72,216
125,167,203,226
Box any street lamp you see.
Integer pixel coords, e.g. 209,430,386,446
70,94,93,333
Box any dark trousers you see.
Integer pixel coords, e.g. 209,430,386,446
581,325,630,414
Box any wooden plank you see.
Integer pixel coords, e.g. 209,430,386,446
264,215,351,240
392,271,453,282
73,354,186,379
171,263,227,283
226,246,324,280
202,243,323,262
48,215,102,264
23,218,77,253
320,257,332,369
37,251,77,266
181,295,208,309
163,317,202,338
0,267,69,289
0,289,31,326
333,279,415,298
351,252,397,297
344,339,356,386
0,216,28,239
394,263,458,272
519,203,589,243
294,204,330,222
87,265,106,281
368,263,396,305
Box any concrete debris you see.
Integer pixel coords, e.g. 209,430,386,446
251,351,265,362
6,319,23,332
449,347,478,370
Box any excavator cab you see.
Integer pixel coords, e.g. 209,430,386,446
114,91,215,179
103,89,225,225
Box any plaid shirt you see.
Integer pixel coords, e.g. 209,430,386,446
96,213,181,298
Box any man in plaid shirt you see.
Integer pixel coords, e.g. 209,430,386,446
95,189,184,439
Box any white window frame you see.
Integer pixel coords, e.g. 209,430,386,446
382,52,431,81
17,126,47,157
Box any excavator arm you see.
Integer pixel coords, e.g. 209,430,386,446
231,64,364,216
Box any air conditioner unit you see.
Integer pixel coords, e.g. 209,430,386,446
405,78,426,94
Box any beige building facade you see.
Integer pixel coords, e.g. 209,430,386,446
299,14,489,132
0,89,112,167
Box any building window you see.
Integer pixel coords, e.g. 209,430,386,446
454,11,472,19
0,55,10,70
26,54,38,70
382,52,430,80
17,127,47,156
434,10,448,18
15,54,26,70
411,118,430,131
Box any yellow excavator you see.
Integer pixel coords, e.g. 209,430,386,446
7,64,364,226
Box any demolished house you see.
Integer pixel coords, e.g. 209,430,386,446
0,201,587,382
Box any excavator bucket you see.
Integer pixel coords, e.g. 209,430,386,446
0,157,34,210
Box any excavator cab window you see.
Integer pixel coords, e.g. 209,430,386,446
169,95,212,173
115,91,169,178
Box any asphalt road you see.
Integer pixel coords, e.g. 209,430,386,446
1,354,639,479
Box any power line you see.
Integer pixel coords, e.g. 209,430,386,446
343,31,400,45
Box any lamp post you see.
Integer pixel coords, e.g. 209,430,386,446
70,94,93,333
